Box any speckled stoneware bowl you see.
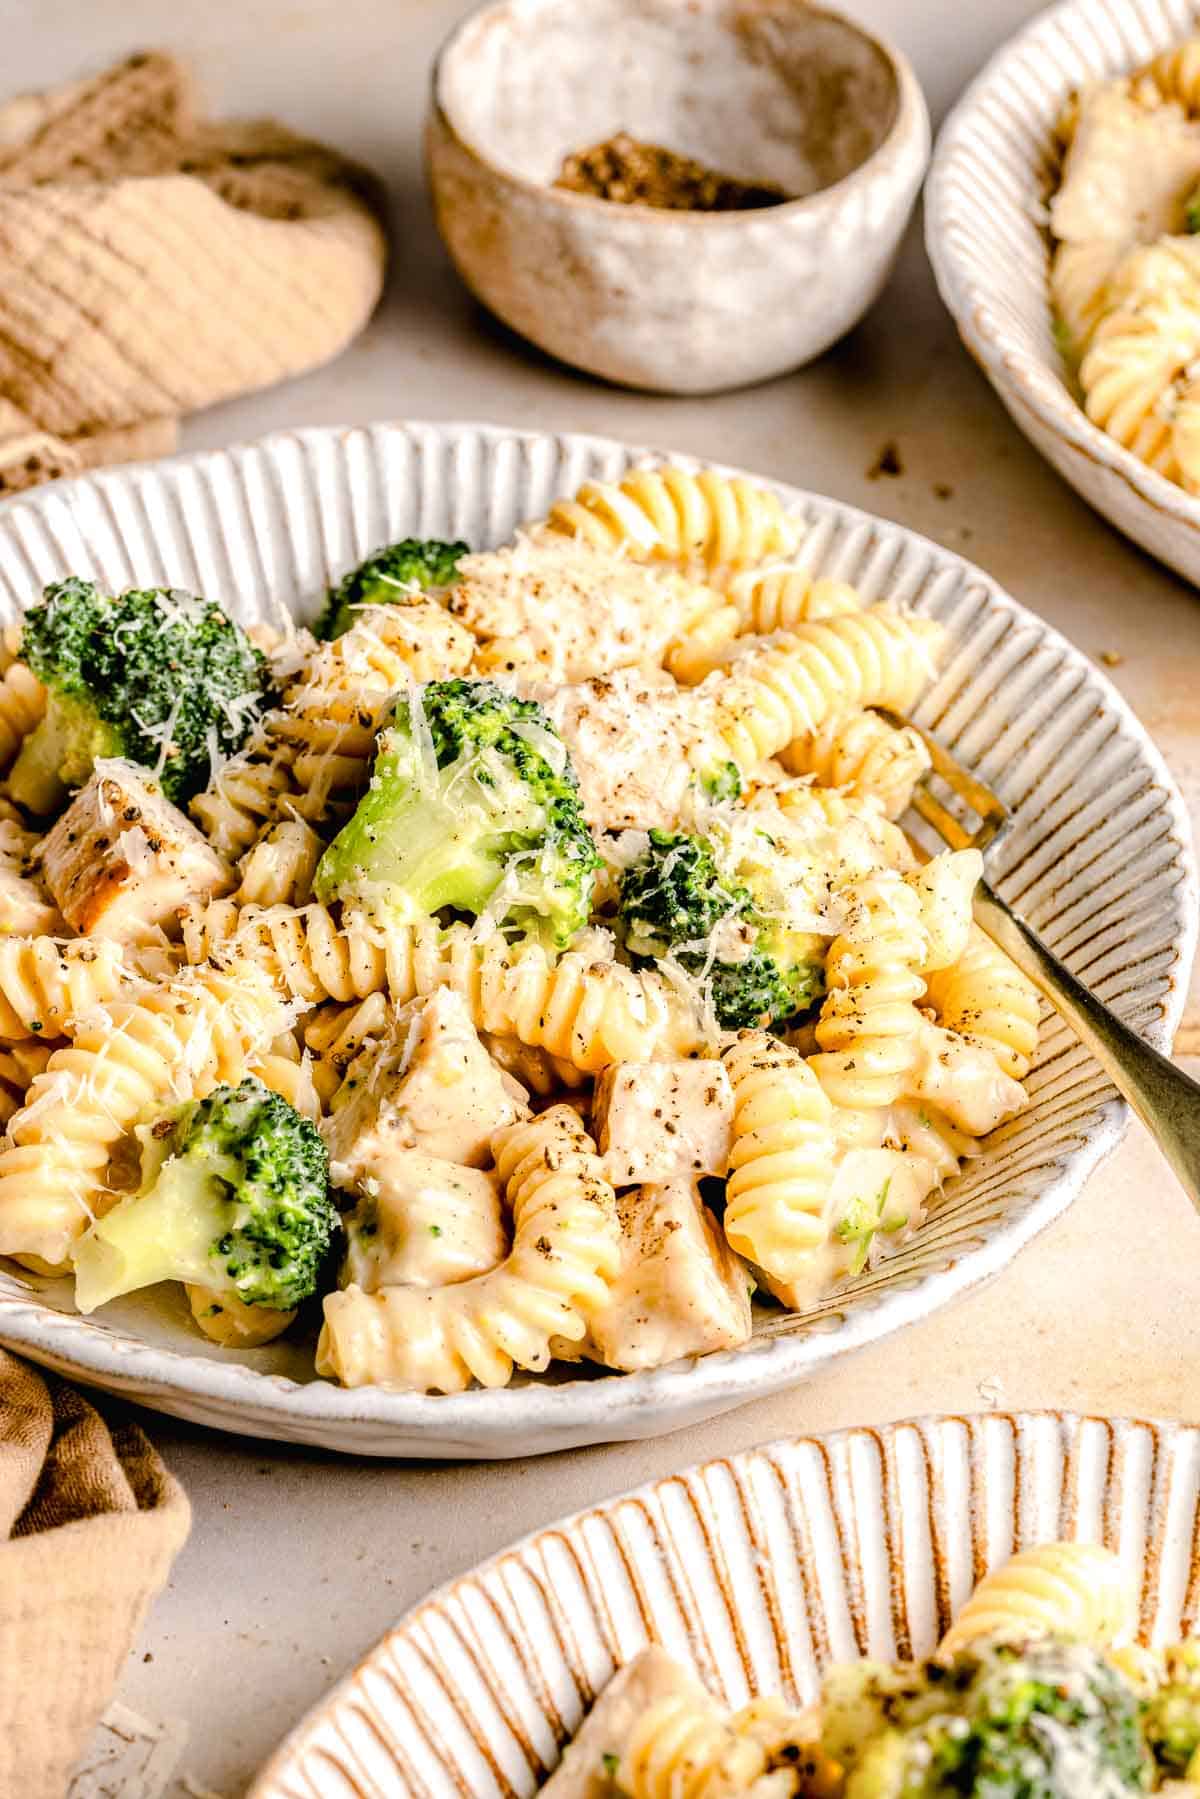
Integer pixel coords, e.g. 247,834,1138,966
251,1411,1200,1796
0,421,1192,1460
927,0,1200,587
427,0,930,393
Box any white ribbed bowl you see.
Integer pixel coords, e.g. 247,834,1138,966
927,0,1200,586
0,421,1192,1459
251,1411,1200,1796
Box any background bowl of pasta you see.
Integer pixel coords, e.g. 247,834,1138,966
251,1409,1200,1794
927,0,1200,587
0,419,1191,1458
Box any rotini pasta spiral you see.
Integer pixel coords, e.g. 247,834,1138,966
179,898,402,1005
302,993,390,1104
810,871,929,1108
430,924,706,1071
234,818,323,907
939,1542,1137,1657
540,467,801,572
714,609,943,768
182,904,707,1070
0,660,45,771
1050,239,1129,356
1137,41,1200,113
0,1036,57,1125
620,1691,796,1799
663,587,744,685
0,960,288,1270
779,708,931,820
923,924,1040,1080
189,713,301,859
477,1031,590,1094
248,1031,323,1122
1079,286,1200,480
722,1031,836,1282
0,936,131,1039
191,604,473,856
316,1105,620,1391
728,567,862,635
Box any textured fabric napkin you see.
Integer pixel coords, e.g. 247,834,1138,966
0,49,387,495
0,1348,190,1799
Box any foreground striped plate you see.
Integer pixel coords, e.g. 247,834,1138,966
0,421,1192,1457
252,1411,1200,1795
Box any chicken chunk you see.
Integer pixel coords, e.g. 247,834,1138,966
537,669,726,832
559,1178,751,1373
594,1059,734,1188
538,1648,715,1799
444,539,721,683
324,987,529,1180
341,1152,506,1290
42,759,232,941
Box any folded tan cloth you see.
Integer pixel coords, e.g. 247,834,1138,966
0,50,387,495
0,1348,190,1799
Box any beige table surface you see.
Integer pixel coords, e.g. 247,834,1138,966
15,0,1199,1791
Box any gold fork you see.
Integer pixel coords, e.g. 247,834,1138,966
877,708,1200,1206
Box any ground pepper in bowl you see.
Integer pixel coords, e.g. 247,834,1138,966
554,131,788,211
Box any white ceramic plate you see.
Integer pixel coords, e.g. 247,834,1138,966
0,421,1192,1458
250,1409,1200,1796
926,0,1200,587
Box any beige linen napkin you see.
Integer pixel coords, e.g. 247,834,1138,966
0,1347,191,1799
0,49,387,494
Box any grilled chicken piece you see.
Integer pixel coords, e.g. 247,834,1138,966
557,1177,751,1373
42,759,232,941
595,1059,734,1188
325,987,529,1178
340,1152,506,1290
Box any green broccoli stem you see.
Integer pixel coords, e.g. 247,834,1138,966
9,695,123,815
73,1157,231,1312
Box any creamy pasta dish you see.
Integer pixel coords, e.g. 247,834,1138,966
1050,40,1200,491
538,1541,1200,1797
0,463,1039,1391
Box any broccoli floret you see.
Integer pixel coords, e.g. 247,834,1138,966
13,577,269,814
1185,183,1200,236
314,676,600,947
821,1638,1150,1798
72,1077,334,1316
315,538,467,639
616,828,822,1030
1144,1641,1200,1775
697,760,744,804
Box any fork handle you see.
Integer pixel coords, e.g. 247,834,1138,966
973,881,1200,1208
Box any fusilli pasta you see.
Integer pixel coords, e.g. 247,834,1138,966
539,467,801,572
0,660,44,771
722,1031,835,1282
0,960,288,1270
923,923,1041,1079
317,1105,619,1390
714,608,943,768
779,708,932,820
810,872,929,1108
939,1542,1137,1656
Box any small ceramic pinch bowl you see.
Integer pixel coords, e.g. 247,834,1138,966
427,0,931,393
